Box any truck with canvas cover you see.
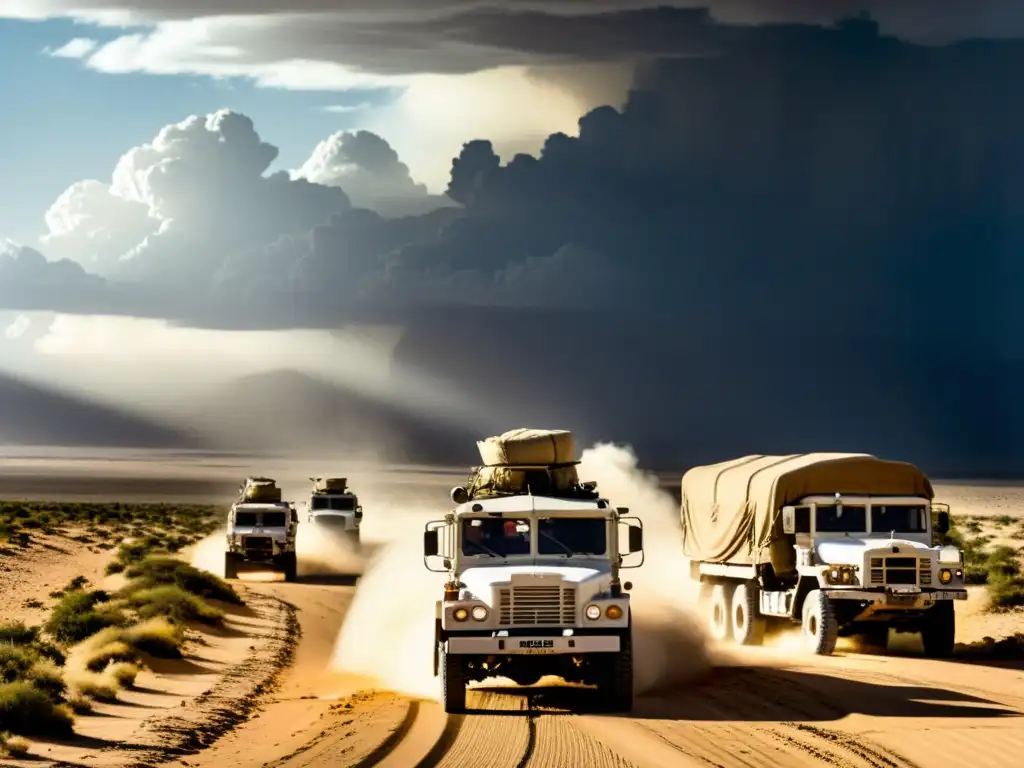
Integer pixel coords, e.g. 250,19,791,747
681,453,965,656
424,429,645,715
302,476,363,551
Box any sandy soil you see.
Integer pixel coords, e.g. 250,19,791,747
1,455,1022,768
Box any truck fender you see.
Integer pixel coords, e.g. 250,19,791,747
791,574,822,619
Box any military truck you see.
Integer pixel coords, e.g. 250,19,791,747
225,477,298,581
304,476,363,547
422,428,645,714
681,453,966,656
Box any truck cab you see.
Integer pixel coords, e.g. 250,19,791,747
225,501,299,581
423,478,644,714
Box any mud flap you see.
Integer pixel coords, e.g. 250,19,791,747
433,619,442,677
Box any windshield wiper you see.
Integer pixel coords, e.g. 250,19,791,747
539,530,574,556
467,540,503,558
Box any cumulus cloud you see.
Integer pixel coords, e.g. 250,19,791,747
293,131,454,217
44,37,98,58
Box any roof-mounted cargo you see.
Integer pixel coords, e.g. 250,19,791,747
310,477,349,494
238,476,282,503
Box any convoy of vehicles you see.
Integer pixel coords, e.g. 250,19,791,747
220,440,968,715
680,453,965,656
422,428,645,714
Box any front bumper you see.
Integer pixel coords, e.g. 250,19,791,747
823,588,967,606
446,634,621,655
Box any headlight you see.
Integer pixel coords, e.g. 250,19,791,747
605,604,623,620
585,604,601,620
453,607,469,621
939,568,953,584
471,605,488,621
823,565,858,586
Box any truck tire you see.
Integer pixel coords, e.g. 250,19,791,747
282,553,298,583
707,583,731,642
731,582,766,646
920,601,955,658
440,646,467,714
599,628,634,713
224,552,238,580
801,590,838,655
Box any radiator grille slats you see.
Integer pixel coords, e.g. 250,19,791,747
498,585,576,625
867,556,929,586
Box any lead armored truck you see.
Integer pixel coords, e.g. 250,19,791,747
422,429,645,714
681,453,966,656
224,477,299,581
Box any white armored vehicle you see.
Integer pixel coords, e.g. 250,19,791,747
225,476,299,581
423,429,645,714
304,476,363,547
682,453,966,656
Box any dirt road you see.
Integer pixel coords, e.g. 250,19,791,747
3,454,1022,767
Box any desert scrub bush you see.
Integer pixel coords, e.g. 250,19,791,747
0,682,73,737
0,623,65,666
125,557,242,606
70,618,185,671
0,646,66,703
987,572,1024,610
0,732,30,758
45,590,127,645
121,585,225,626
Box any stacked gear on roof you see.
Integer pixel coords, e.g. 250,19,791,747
468,428,587,499
239,476,282,503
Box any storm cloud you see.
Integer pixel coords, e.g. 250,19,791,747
3,13,1024,475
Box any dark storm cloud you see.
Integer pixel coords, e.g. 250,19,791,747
4,15,1024,474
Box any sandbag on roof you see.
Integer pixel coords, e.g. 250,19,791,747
477,428,576,467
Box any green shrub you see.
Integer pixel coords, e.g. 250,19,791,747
45,590,126,645
125,557,242,605
121,585,224,626
0,682,73,737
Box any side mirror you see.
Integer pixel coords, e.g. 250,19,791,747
936,511,950,535
424,529,439,557
355,505,364,519
628,525,643,553
782,506,796,535
307,515,313,523
450,486,469,505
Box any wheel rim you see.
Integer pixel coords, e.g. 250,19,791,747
807,615,818,637
734,604,746,632
712,602,726,637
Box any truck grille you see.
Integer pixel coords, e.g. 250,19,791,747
498,586,576,625
869,556,925,586
243,536,272,553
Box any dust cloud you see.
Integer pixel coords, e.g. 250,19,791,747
328,503,448,699
578,444,714,693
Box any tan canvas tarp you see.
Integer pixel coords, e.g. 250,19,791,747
477,428,576,466
680,453,933,570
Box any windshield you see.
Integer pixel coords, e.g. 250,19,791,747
262,511,287,527
312,496,356,511
235,511,258,527
815,504,866,533
871,504,928,534
538,517,607,555
461,517,531,557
